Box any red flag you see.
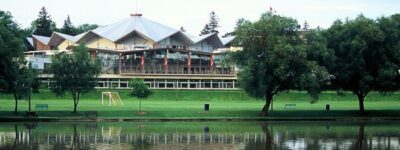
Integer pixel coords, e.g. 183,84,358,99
187,53,191,68
163,54,168,67
140,55,145,67
210,54,214,67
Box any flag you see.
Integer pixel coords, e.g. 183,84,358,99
187,53,191,68
210,54,214,67
140,55,145,67
163,54,168,67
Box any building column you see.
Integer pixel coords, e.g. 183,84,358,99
131,54,134,73
118,54,122,74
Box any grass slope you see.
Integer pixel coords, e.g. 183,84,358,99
0,89,399,118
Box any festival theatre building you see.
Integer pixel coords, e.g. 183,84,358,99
25,14,239,89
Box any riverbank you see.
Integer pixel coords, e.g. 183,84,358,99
0,90,399,121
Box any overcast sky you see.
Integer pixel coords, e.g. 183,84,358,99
0,0,399,35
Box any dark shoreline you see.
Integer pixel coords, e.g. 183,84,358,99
1,116,400,122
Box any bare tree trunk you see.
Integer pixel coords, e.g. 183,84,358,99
357,93,365,114
72,92,80,113
13,93,18,114
261,93,273,116
73,93,80,113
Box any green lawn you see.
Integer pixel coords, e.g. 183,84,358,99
0,89,399,118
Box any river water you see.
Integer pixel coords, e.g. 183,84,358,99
0,121,398,150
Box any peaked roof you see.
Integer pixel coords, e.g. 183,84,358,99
32,35,50,45
220,36,235,46
91,15,179,42
26,37,33,46
184,33,216,44
44,15,232,50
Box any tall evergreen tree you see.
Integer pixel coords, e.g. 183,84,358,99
180,26,186,32
199,24,211,36
60,15,76,35
208,11,220,34
33,7,55,36
199,11,220,35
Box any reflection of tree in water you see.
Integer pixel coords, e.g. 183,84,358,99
0,124,39,150
70,124,91,150
245,122,275,150
52,124,90,150
350,124,367,150
131,133,153,150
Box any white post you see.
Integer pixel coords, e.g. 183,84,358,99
109,92,111,106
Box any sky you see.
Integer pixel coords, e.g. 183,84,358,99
0,0,399,35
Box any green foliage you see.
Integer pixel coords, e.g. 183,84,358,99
32,7,56,36
325,14,400,112
50,43,101,113
0,10,24,92
129,78,151,99
232,12,330,115
75,24,99,34
199,11,220,35
60,15,76,35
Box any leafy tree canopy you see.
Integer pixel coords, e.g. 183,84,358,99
50,43,101,113
130,78,151,99
325,14,400,112
75,24,99,35
232,12,329,116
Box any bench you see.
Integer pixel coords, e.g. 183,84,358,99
284,104,296,110
85,111,98,118
35,104,48,111
25,111,38,120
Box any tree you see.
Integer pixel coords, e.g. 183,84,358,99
13,64,38,113
50,43,101,113
0,10,29,113
180,26,186,32
232,13,329,116
199,24,211,36
199,11,220,35
208,11,220,34
60,15,76,35
325,15,400,113
33,7,56,36
302,21,310,31
75,24,99,34
129,78,152,113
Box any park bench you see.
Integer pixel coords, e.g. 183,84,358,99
24,111,38,120
35,104,48,111
284,104,296,110
85,111,98,119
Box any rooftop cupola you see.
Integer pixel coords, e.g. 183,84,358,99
130,13,142,17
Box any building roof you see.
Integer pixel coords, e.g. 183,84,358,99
32,35,50,45
184,33,215,43
26,37,34,47
220,36,235,46
91,15,179,42
44,15,233,50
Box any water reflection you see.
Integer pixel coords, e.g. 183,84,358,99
0,121,398,150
